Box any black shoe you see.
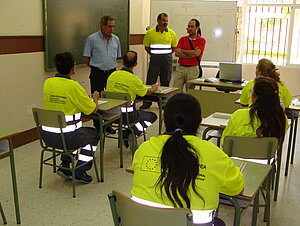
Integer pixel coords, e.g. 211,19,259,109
57,165,72,180
140,102,152,110
105,126,116,134
75,171,92,184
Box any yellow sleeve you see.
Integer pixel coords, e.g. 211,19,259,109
74,82,96,115
282,84,292,107
219,156,244,196
143,30,151,47
240,80,254,106
221,112,238,145
134,77,148,97
171,30,178,47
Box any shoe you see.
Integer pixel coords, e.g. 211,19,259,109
122,129,131,148
105,126,116,134
57,165,72,180
140,102,152,110
128,134,139,153
75,171,92,184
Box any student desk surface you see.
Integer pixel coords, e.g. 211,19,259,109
187,78,246,90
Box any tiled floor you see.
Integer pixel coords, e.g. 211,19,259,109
1,106,299,226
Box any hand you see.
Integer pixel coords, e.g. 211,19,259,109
92,91,100,101
151,83,159,91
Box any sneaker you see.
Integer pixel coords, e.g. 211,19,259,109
75,171,92,184
128,134,139,153
57,165,72,180
140,102,152,110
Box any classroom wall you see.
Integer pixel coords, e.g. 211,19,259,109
0,0,150,132
0,0,299,134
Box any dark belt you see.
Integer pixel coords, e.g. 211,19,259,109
179,64,197,67
92,66,116,74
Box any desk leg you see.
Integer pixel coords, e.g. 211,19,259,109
158,97,163,135
9,138,21,224
274,145,282,201
251,192,259,226
119,115,123,168
98,114,105,183
291,117,298,164
285,114,294,176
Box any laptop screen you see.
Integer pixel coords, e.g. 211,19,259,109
219,63,242,82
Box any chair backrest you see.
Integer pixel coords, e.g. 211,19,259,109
32,107,67,128
223,136,278,164
101,91,131,108
108,190,193,226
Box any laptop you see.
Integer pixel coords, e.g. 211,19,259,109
219,63,242,83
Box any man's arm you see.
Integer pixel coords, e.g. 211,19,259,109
144,46,151,55
175,48,201,58
92,91,100,113
146,83,158,95
82,56,91,68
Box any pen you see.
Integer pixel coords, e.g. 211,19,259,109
239,162,247,172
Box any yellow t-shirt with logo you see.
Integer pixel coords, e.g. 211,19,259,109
221,108,288,145
143,27,178,48
240,80,292,108
131,135,244,210
106,70,148,101
43,75,96,115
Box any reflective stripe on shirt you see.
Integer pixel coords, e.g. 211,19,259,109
150,44,172,54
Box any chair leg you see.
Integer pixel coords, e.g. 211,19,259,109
118,121,123,168
52,148,57,173
99,125,105,183
274,145,282,201
285,115,294,176
0,202,7,224
71,156,76,198
251,192,259,226
39,150,45,188
92,147,100,183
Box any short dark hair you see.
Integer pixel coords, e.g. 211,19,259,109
100,15,114,26
157,13,168,20
123,51,137,68
54,52,74,75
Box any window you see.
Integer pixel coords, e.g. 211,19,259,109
241,0,300,66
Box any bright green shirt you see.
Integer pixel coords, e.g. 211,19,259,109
131,135,244,210
106,69,148,101
43,75,96,116
221,108,289,145
143,26,178,47
240,80,292,108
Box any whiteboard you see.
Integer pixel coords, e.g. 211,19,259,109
150,0,237,62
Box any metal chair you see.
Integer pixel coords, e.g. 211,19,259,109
101,91,147,158
32,108,100,198
220,136,278,226
108,190,193,226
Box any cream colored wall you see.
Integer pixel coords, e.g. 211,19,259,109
0,0,150,132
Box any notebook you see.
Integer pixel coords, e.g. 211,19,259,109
219,62,242,83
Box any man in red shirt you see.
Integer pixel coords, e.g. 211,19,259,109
174,19,206,92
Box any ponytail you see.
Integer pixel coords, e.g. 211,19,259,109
156,93,204,208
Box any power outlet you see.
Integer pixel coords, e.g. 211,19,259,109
27,104,37,115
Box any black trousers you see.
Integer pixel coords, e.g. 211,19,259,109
89,66,116,93
146,54,172,86
41,127,99,171
126,110,157,135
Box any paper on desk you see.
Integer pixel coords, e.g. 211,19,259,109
98,100,108,105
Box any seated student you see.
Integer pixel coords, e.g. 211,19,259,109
222,76,288,150
240,58,292,108
42,52,100,184
106,50,158,149
131,93,244,225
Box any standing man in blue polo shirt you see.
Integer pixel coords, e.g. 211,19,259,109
83,15,121,94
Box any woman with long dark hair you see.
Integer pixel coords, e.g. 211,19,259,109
240,58,292,108
222,76,287,147
131,93,244,225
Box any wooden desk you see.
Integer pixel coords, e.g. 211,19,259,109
138,86,179,134
82,98,127,182
126,158,271,226
0,129,21,224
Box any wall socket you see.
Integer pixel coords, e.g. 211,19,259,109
26,104,37,115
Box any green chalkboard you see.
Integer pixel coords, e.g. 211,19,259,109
43,0,129,71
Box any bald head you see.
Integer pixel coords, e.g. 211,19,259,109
123,51,138,68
